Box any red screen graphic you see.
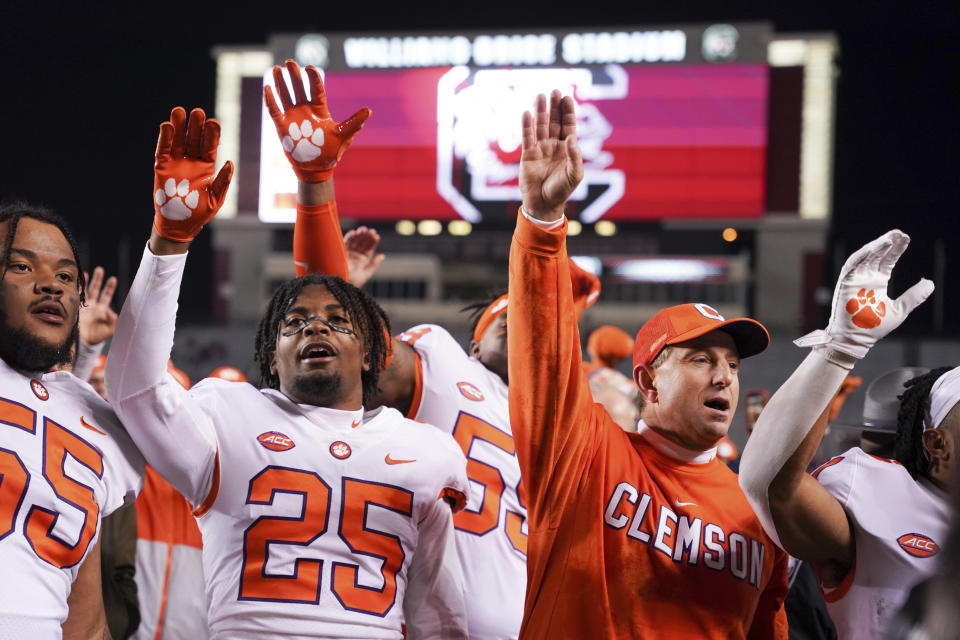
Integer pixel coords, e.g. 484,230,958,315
260,64,768,222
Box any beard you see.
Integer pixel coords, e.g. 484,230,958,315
0,305,77,373
290,369,342,405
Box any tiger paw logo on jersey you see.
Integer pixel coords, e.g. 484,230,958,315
30,380,49,400
257,431,295,452
457,381,484,402
846,288,886,329
329,441,352,459
897,532,939,558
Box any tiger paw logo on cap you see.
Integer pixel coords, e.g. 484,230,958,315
30,380,49,400
457,381,484,402
846,288,886,329
897,533,939,558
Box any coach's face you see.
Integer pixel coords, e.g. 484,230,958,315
637,330,740,451
271,284,368,410
0,218,80,371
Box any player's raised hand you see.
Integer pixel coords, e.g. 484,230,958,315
519,91,584,222
344,226,386,288
153,107,234,243
265,59,371,182
795,230,934,358
79,266,118,345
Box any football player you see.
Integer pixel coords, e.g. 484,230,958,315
0,202,144,638
264,60,599,639
506,91,789,638
105,104,469,639
739,231,949,638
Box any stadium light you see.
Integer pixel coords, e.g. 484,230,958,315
595,220,617,237
396,220,416,235
448,220,472,236
418,220,443,236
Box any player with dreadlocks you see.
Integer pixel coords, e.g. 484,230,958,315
262,60,601,640
0,201,144,638
739,230,954,638
106,104,469,639
254,273,391,405
893,366,958,481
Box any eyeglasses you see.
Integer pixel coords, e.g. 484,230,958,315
281,315,355,337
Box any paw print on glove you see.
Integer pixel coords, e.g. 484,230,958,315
845,288,886,329
154,178,200,221
283,120,325,163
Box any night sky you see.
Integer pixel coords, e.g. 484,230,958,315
3,1,958,331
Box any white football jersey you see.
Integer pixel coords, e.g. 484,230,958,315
398,324,527,640
814,447,950,639
0,359,144,637
121,377,468,640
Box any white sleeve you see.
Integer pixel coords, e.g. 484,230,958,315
105,244,218,506
402,499,468,640
738,347,854,549
71,338,103,382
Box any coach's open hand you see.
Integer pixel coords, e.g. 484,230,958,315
519,90,584,222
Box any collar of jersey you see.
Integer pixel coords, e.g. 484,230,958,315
636,421,717,464
262,389,365,430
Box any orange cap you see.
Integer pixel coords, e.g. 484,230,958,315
716,436,739,461
587,325,634,368
167,360,191,389
209,365,247,382
472,293,508,342
632,303,769,371
92,354,108,373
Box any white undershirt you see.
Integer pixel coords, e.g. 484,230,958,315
636,420,717,464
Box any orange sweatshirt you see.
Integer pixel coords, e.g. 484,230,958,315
507,213,788,639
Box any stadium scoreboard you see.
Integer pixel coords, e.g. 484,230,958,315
214,24,835,227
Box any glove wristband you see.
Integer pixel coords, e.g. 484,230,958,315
794,329,868,360
152,217,200,244
811,346,857,370
294,167,334,182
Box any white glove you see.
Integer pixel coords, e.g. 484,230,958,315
795,229,933,359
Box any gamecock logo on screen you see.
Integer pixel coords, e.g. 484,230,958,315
436,66,625,223
257,431,296,452
897,533,939,558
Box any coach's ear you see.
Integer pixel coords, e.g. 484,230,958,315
635,364,657,406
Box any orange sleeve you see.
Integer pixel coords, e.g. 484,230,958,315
747,547,791,640
507,213,601,525
293,201,349,279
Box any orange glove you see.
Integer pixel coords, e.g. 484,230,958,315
153,107,234,242
264,59,371,182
